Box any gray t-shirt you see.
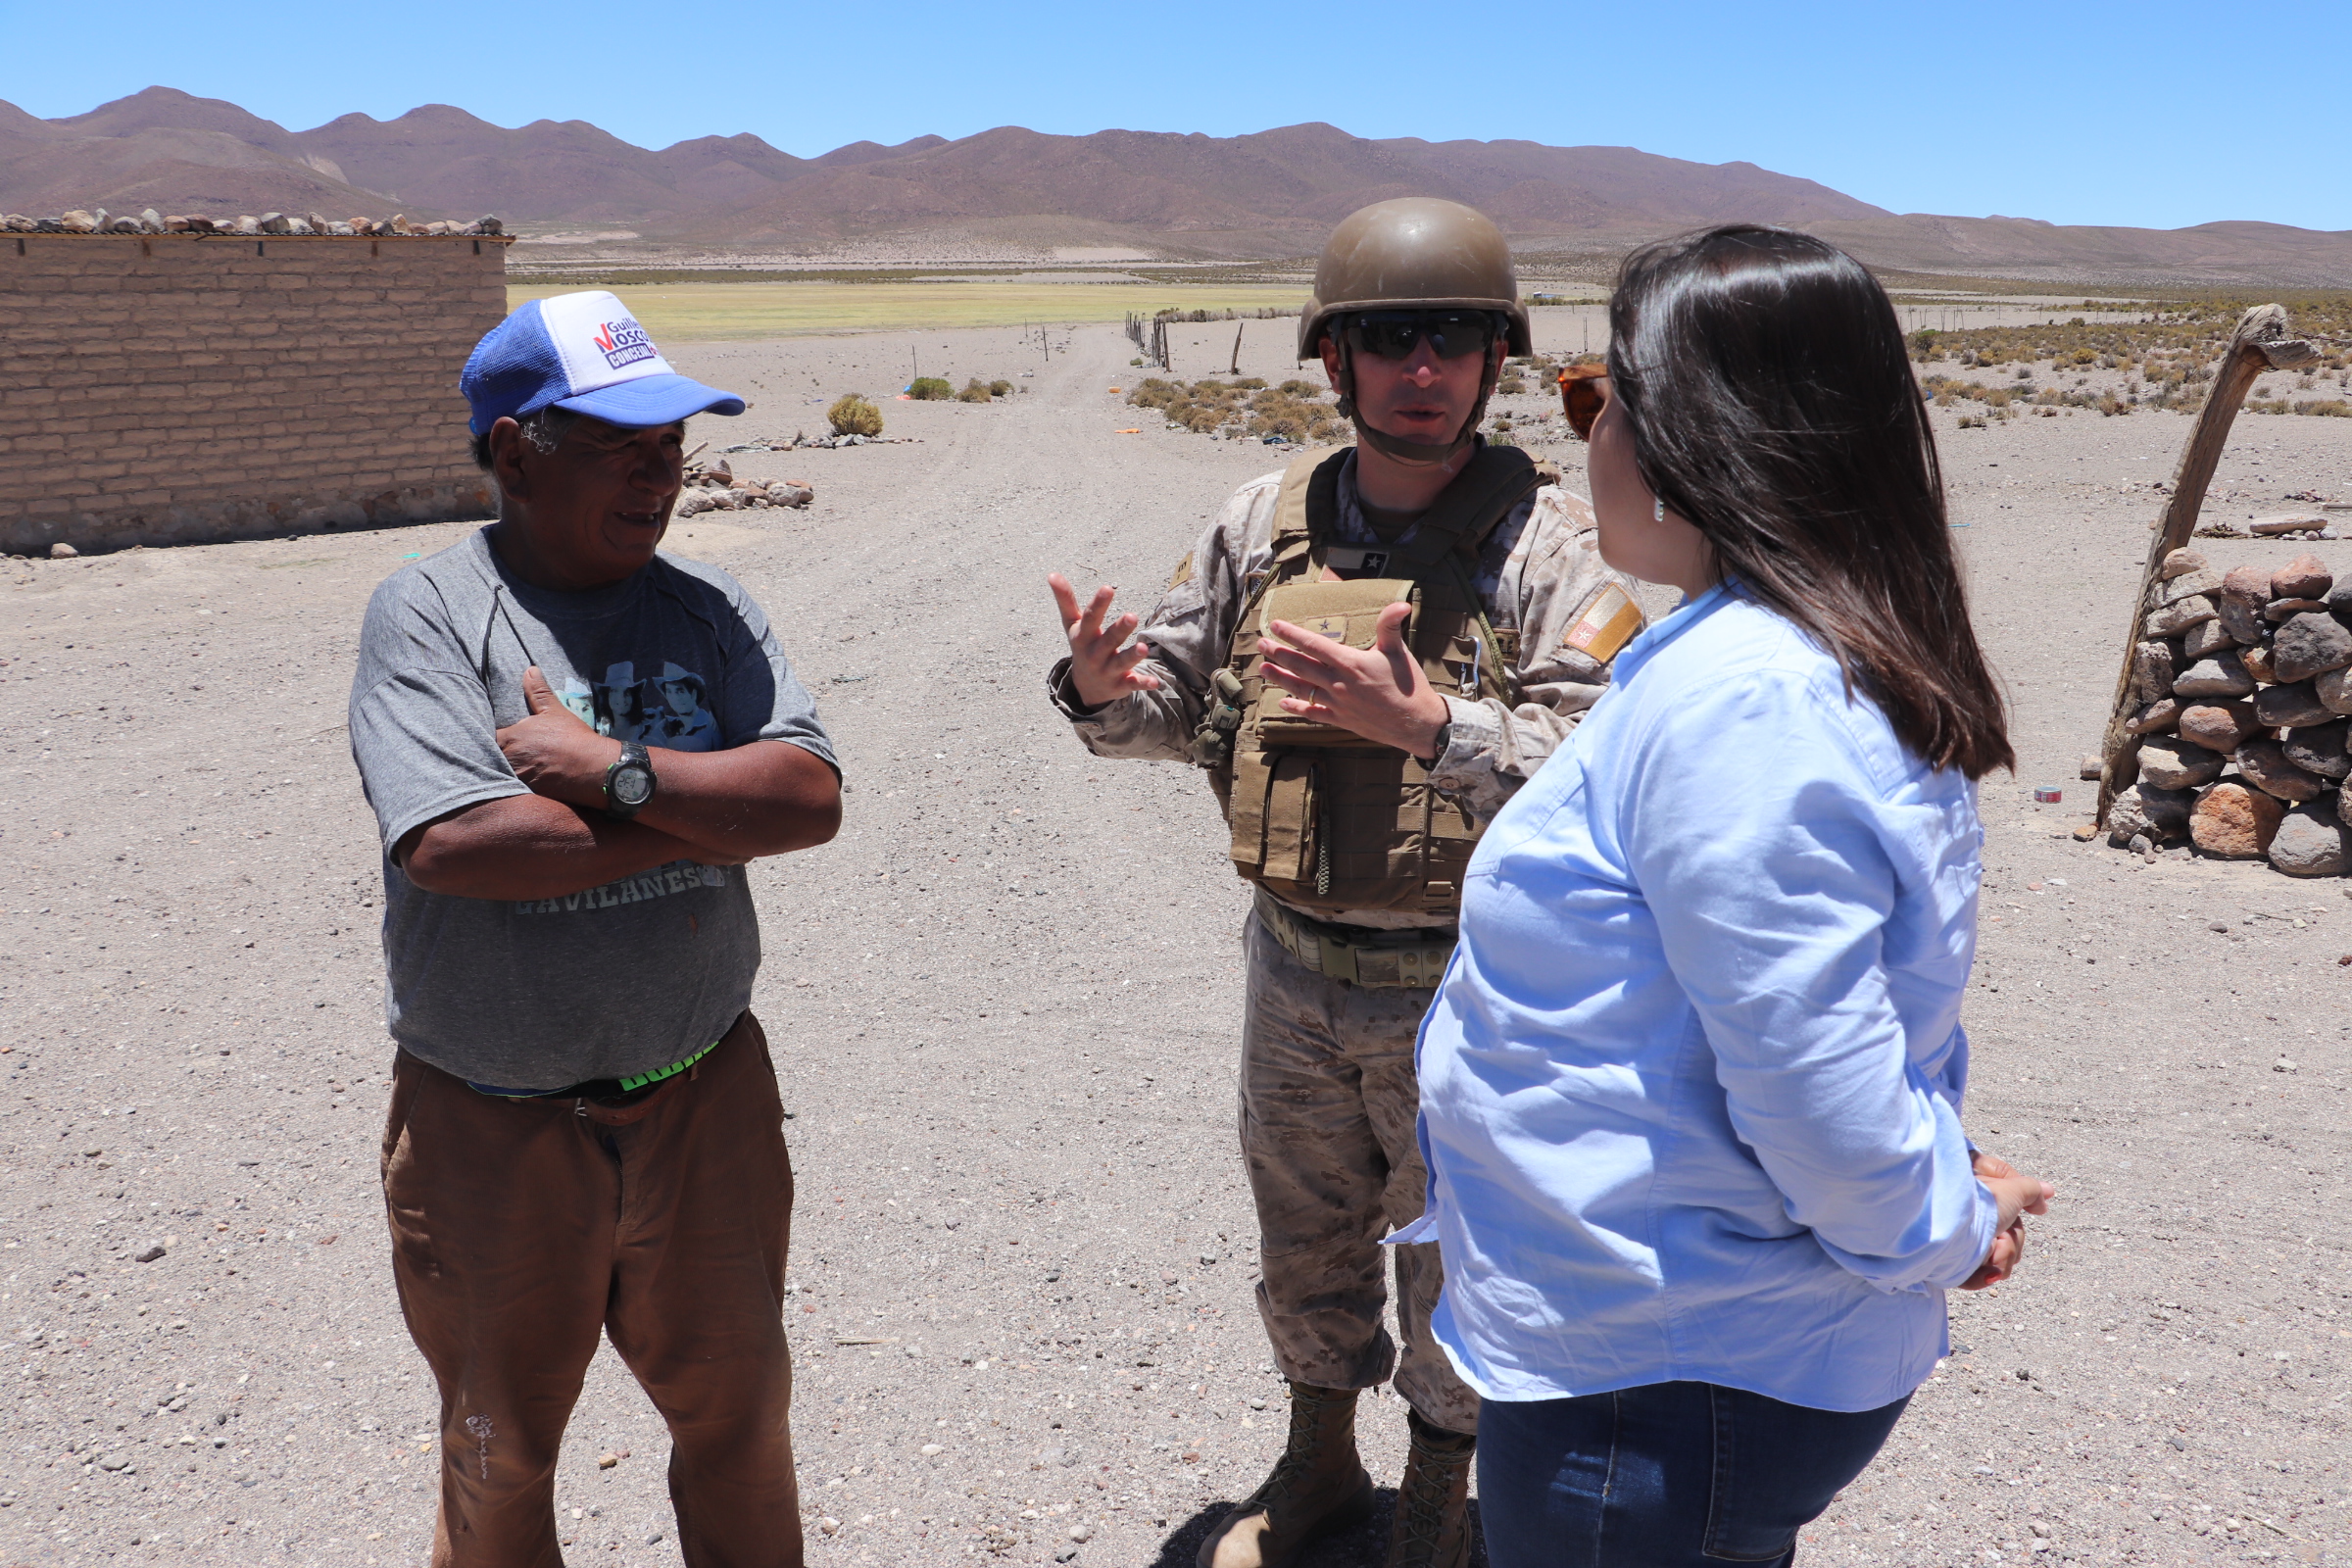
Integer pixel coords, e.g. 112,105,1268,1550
347,528,837,1089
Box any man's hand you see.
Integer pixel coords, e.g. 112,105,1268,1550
1959,1151,2056,1291
1049,573,1162,710
498,666,622,809
1260,601,1450,760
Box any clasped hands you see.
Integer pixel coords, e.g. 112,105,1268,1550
494,666,746,866
1960,1152,2056,1291
1048,574,1450,760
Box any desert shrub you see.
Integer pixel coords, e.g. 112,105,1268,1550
1277,379,1320,396
1234,377,1268,391
2295,399,2351,417
1497,374,1528,394
1129,374,1343,442
1907,328,1939,358
956,378,993,403
827,394,882,437
989,379,1012,396
907,377,954,401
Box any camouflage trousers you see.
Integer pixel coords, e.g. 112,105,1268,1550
1237,912,1480,1437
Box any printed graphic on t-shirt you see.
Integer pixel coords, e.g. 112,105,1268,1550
555,661,721,752
514,860,728,915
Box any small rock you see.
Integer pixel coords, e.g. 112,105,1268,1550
2137,783,2194,836
2219,565,2271,643
2241,642,2278,684
2282,719,2352,779
258,212,292,234
1055,1550,1080,1564
2172,650,2255,699
2191,782,2285,858
60,208,97,232
2237,738,2326,802
2180,616,2239,658
2131,641,2180,704
2178,701,2259,755
2317,666,2352,715
2157,548,2208,581
2268,805,2351,876
596,1452,620,1469
2273,553,2333,600
2266,596,2329,623
97,1453,129,1472
2144,595,2216,638
2275,1057,2298,1073
2106,787,2156,848
133,1245,166,1263
2124,697,2180,736
2136,738,2227,791
1160,1271,1178,1286
920,1443,945,1456
646,1532,665,1545
476,214,505,235
817,1517,841,1536
2255,681,2333,728
2273,612,2352,683
49,541,76,560
2152,567,2222,606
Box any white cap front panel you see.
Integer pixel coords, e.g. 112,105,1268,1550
538,290,678,397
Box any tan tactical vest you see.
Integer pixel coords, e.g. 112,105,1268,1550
1209,445,1553,917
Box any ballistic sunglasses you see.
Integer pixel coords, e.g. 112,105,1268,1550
1342,311,1500,362
1558,365,1609,441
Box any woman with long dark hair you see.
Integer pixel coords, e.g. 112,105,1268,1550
1402,226,2056,1564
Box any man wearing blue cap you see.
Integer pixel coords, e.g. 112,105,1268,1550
348,290,841,1567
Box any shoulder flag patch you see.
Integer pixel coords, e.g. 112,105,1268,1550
1563,582,1642,662
1168,552,1196,590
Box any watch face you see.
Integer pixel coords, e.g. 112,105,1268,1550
612,766,655,808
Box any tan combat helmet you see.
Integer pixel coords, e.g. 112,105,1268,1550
1298,197,1530,466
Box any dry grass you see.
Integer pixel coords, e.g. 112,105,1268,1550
1910,295,2352,418
826,394,883,437
506,281,1309,344
1127,376,1344,443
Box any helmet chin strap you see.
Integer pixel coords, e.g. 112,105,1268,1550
1333,336,1502,468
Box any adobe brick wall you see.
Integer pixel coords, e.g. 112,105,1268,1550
0,232,512,555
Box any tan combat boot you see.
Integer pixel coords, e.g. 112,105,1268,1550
1384,1412,1475,1568
1196,1382,1375,1568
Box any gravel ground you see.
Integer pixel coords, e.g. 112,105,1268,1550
2,315,2348,1568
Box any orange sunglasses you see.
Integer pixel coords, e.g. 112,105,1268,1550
1557,365,1608,441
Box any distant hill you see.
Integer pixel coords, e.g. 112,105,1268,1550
4,87,2347,285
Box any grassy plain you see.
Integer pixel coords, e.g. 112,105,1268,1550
505,280,1310,343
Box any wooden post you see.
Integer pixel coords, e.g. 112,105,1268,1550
2092,304,2320,826
1230,320,1245,375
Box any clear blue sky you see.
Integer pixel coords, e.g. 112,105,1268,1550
2,0,2344,232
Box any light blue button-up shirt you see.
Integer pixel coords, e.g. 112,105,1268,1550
1405,582,1998,1413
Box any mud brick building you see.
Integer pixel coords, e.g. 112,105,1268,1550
0,232,512,555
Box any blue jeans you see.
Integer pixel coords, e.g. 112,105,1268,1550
1477,1381,1909,1567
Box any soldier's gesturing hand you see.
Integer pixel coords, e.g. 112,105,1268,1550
1260,601,1452,760
1049,573,1164,710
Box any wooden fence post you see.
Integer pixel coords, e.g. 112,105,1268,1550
2093,304,2320,826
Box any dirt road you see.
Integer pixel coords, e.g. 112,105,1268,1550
2,316,2347,1567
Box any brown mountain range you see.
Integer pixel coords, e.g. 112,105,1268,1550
5,86,2347,285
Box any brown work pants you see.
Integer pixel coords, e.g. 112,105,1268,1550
380,1011,803,1568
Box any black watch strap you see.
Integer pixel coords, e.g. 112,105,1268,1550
604,741,656,820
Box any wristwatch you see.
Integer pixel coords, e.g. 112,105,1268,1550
604,741,657,820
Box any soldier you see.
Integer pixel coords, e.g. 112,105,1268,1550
1044,198,1643,1568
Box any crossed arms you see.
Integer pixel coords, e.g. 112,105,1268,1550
396,666,841,901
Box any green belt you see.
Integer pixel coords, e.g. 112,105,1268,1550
616,1037,722,1094
1253,892,1456,990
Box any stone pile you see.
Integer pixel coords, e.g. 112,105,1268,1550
2109,548,2352,875
672,460,812,516
0,208,502,237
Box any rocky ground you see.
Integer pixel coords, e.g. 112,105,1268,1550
1,314,2348,1568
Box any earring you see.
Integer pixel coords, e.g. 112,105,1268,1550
1652,496,1665,523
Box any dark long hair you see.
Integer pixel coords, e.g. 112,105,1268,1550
1608,225,2014,779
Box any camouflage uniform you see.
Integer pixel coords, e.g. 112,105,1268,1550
1051,448,1636,1436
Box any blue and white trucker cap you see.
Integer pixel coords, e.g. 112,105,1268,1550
461,290,745,436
